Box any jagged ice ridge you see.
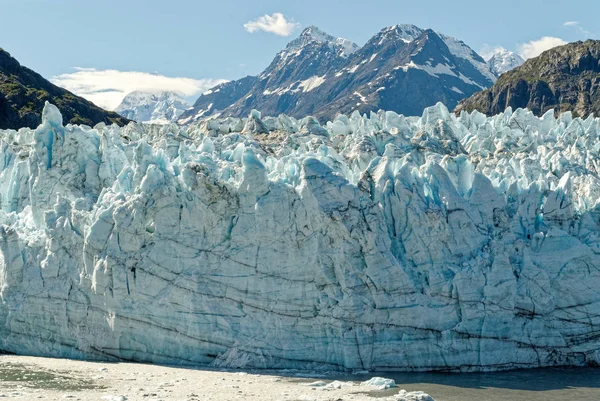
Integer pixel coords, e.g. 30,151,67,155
0,102,599,371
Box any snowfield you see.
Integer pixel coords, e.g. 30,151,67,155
0,102,599,371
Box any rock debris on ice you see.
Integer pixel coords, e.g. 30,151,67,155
0,101,600,372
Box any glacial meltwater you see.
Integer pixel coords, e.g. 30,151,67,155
0,356,598,400
341,367,600,400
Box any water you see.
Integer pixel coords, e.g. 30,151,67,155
0,362,104,392
0,359,598,400
345,367,600,400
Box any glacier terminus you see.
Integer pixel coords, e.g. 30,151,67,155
0,102,599,372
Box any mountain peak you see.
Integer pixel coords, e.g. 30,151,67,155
115,90,189,124
486,48,525,77
180,23,497,124
299,25,331,41
374,24,424,45
286,26,359,58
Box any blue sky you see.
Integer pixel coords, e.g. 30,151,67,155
1,0,597,109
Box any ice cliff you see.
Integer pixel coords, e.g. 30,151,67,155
0,101,599,371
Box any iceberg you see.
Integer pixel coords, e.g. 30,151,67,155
361,377,397,390
0,101,599,371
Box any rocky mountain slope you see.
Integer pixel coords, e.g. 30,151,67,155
456,40,600,117
0,48,129,129
1,102,599,371
486,48,524,77
179,25,496,123
115,91,189,124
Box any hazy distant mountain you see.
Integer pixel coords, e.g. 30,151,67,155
115,91,189,124
456,40,600,118
0,48,128,130
179,24,496,123
486,48,525,77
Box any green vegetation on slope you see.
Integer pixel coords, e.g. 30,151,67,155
455,40,600,118
0,48,129,130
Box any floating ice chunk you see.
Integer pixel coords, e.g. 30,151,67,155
360,377,397,390
393,390,436,401
302,380,328,387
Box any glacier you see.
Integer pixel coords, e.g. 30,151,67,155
0,101,599,372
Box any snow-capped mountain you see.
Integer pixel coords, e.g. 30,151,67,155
115,91,189,124
486,48,525,77
284,25,360,58
179,24,496,123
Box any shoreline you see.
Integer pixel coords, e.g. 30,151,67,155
2,355,600,401
0,355,430,401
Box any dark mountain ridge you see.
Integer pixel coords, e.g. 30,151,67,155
455,40,600,118
0,48,129,130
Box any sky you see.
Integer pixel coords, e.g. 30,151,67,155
1,0,597,110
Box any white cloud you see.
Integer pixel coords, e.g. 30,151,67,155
51,68,227,110
517,37,567,59
243,13,300,37
479,45,507,61
563,20,592,38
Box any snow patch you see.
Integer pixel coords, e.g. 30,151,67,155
299,75,326,92
353,91,367,103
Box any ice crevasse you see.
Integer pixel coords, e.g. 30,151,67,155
0,101,599,371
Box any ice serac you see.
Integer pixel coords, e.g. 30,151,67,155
0,102,600,371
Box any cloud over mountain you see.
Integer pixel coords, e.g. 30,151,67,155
243,13,300,37
51,68,226,110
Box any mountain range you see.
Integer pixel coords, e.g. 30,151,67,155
4,26,593,129
456,40,600,118
178,25,497,123
0,48,128,130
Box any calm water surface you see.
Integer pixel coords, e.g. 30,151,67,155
345,367,600,401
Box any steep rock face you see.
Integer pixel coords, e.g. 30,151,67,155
179,25,495,124
0,102,599,371
456,40,600,118
0,48,129,129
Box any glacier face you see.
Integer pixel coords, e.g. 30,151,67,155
0,102,600,371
